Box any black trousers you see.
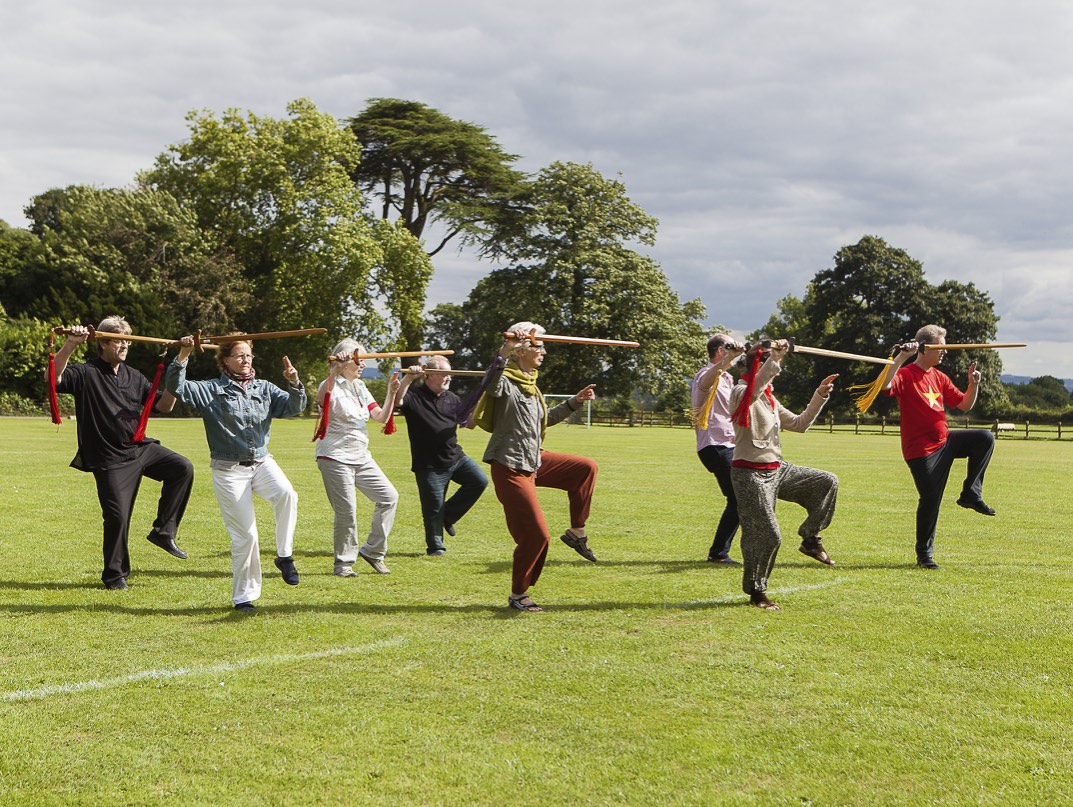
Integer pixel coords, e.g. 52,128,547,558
91,443,194,585
905,429,995,562
697,444,739,559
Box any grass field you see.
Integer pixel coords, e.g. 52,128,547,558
0,416,1070,805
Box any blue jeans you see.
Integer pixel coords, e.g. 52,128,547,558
697,444,739,559
414,455,488,553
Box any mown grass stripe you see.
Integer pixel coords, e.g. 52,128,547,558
2,637,406,703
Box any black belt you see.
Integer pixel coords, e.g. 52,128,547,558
238,460,258,466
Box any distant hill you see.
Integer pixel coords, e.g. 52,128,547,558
1001,374,1073,393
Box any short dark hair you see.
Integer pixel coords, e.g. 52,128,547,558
706,333,730,359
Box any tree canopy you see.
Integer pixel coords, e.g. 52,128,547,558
756,235,1006,414
426,162,706,402
0,186,252,379
347,98,525,257
142,98,395,376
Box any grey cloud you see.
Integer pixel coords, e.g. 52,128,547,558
2,0,1072,378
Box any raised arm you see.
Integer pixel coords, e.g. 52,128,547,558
880,342,919,391
394,365,421,407
956,361,981,412
695,340,745,391
369,372,401,424
47,326,90,384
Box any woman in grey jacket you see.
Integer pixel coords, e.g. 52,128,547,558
472,322,598,613
166,335,306,611
728,339,839,611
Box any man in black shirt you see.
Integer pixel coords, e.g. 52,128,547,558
396,357,488,556
50,317,194,589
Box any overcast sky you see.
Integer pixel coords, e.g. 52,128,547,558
3,0,1071,377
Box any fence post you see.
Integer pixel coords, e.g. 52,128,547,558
1059,420,1063,440
829,413,834,433
854,413,860,434
1025,421,1030,439
881,416,886,435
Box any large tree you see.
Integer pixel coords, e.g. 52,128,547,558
347,98,525,257
755,235,1006,414
369,218,434,357
143,98,400,375
0,186,250,380
426,162,706,401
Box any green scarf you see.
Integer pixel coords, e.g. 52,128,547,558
473,359,547,438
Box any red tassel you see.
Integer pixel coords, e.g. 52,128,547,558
130,357,164,443
732,352,777,428
47,332,62,425
383,407,396,435
732,351,762,427
312,389,331,442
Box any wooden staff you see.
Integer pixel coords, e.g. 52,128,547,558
922,343,1027,350
503,330,640,348
329,349,455,362
401,368,486,377
763,339,893,365
53,326,176,347
198,327,327,349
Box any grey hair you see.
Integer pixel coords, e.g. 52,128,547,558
506,321,546,357
95,315,130,355
914,324,947,345
331,337,362,357
410,354,451,387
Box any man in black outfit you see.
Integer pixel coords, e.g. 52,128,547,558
49,317,194,589
396,356,488,556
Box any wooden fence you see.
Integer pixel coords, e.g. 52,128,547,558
582,409,1072,440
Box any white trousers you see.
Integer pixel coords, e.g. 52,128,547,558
212,457,298,605
317,456,398,565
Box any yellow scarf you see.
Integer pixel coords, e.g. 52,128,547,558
473,360,548,437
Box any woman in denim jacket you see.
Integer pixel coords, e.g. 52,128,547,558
167,336,306,611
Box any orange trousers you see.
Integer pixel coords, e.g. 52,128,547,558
490,450,598,594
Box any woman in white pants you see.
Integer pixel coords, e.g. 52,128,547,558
166,336,307,611
315,339,401,577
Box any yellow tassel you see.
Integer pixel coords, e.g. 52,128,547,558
847,359,894,413
689,382,718,429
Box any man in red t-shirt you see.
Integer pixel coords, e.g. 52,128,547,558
880,324,995,569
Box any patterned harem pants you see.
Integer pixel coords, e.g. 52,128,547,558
731,462,838,595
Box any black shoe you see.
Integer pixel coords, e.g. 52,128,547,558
427,549,446,557
560,531,597,562
274,556,300,585
234,601,256,611
444,522,456,537
147,533,188,559
917,559,940,570
104,578,128,590
956,497,996,516
707,555,741,565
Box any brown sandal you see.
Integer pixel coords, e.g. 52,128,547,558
750,593,781,611
799,537,836,566
508,594,543,613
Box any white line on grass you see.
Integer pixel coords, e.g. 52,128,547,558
1,637,407,704
687,578,848,606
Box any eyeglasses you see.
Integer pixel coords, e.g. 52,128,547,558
229,354,254,362
528,345,547,353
